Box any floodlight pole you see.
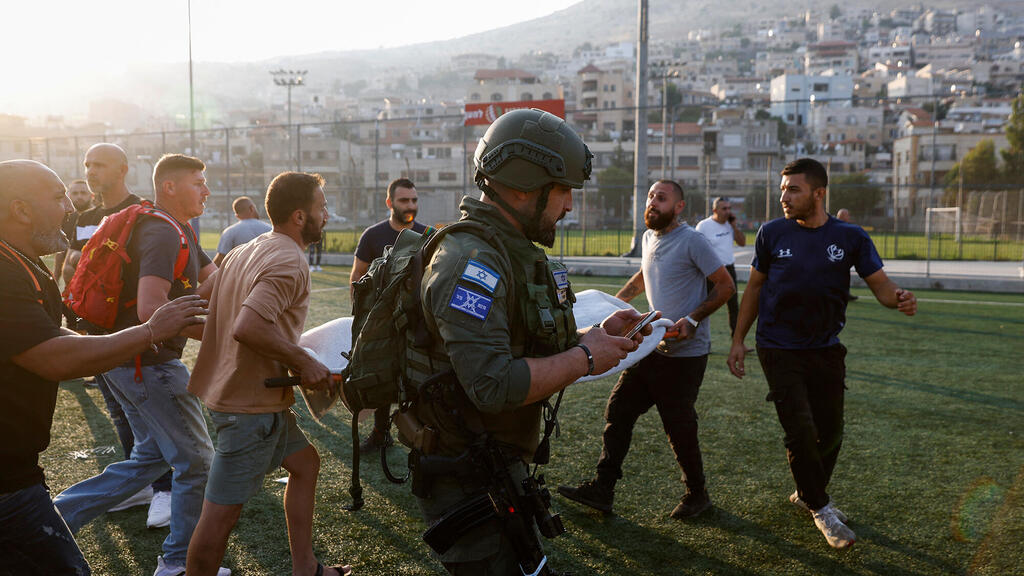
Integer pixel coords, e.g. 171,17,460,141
626,0,648,258
271,69,307,170
187,0,195,155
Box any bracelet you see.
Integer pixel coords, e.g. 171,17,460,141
576,344,595,376
684,315,698,327
144,324,160,354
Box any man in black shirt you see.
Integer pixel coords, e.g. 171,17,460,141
348,178,426,453
0,159,207,575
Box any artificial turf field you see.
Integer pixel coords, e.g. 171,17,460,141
45,266,1023,575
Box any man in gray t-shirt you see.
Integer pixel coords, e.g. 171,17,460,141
214,196,272,266
559,179,734,519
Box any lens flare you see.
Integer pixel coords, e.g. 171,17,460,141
951,477,1005,542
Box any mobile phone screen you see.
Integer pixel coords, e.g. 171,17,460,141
624,311,657,338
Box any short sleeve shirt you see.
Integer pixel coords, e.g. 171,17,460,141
752,216,883,349
642,224,724,357
189,232,310,412
0,250,63,492
695,217,737,265
113,214,212,364
354,219,427,263
71,194,142,251
216,218,272,255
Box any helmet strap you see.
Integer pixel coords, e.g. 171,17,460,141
475,173,537,233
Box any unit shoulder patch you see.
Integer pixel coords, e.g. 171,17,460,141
448,285,493,321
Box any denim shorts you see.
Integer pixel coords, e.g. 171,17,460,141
205,409,310,505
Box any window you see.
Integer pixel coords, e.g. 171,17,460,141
491,93,503,101
723,157,742,170
813,83,829,92
678,155,699,167
542,92,553,99
723,134,742,147
470,93,481,101
438,171,457,181
521,92,534,101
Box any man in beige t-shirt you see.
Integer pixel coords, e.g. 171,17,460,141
186,172,351,576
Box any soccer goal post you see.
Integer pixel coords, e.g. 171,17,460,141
925,207,962,266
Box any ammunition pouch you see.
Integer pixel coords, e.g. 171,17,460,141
393,409,437,455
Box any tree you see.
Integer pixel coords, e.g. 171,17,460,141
828,173,884,217
596,143,635,218
597,166,633,219
943,139,1000,205
829,4,841,20
1000,94,1024,186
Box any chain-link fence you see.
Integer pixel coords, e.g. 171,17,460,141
3,109,1022,262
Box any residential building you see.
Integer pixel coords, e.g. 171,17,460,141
770,74,855,125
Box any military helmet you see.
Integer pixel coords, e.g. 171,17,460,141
473,108,593,192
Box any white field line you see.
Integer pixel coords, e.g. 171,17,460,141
571,284,1024,308
314,282,1024,307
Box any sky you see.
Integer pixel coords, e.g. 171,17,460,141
1,0,582,117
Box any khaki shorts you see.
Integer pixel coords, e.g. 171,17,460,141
205,409,310,505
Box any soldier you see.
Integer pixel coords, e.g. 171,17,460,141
405,109,649,575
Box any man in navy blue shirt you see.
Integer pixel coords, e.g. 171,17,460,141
727,158,917,549
349,178,426,453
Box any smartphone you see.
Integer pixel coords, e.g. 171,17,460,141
624,310,657,339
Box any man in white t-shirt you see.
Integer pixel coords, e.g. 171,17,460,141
695,197,746,336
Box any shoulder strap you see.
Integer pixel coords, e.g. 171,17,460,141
0,243,44,305
142,207,192,281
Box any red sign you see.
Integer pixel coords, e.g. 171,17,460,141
463,99,566,126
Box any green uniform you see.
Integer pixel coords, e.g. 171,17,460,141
408,196,577,571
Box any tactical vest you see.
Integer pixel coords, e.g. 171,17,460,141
404,231,578,459
405,237,578,391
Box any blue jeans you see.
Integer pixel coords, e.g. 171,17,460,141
55,360,213,566
0,483,90,575
95,372,173,493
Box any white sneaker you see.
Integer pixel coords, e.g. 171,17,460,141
109,486,154,512
812,504,856,548
153,555,231,576
790,491,847,523
147,490,172,528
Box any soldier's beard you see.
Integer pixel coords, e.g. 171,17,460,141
525,209,563,248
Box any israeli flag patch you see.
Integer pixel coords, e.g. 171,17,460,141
449,285,493,321
552,269,570,304
461,259,501,293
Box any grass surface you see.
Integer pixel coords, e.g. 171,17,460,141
46,267,1024,575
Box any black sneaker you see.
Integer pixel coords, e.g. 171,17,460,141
670,488,712,519
557,479,614,513
358,429,392,455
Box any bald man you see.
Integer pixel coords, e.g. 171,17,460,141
65,144,177,526
213,196,272,267
0,160,207,575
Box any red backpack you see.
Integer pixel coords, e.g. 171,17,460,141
64,200,194,331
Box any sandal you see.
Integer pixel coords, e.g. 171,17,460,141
314,562,353,576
